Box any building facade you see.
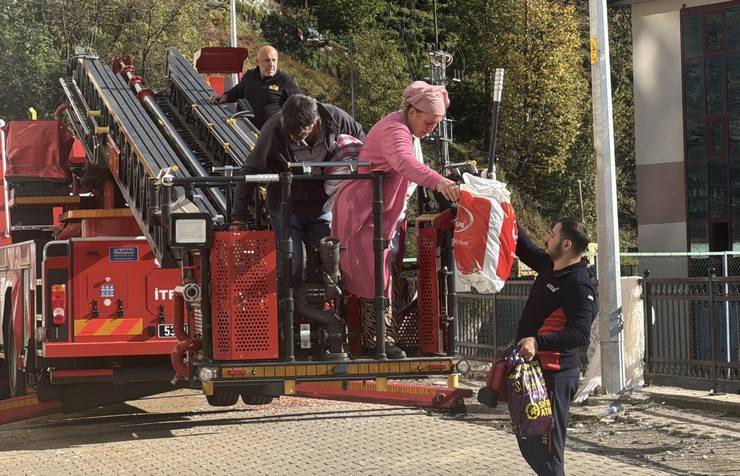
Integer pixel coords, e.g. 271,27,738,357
631,0,740,251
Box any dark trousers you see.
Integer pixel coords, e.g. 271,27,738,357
269,208,331,290
516,366,580,476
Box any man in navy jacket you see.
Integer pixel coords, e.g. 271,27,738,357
514,218,597,476
210,45,300,129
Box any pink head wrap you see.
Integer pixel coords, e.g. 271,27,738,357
401,81,450,116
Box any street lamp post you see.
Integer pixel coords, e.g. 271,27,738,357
225,0,239,91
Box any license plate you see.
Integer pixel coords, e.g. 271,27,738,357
157,324,186,338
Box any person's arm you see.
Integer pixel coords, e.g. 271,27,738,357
536,282,596,351
515,225,551,273
231,124,274,223
381,123,442,189
223,75,248,103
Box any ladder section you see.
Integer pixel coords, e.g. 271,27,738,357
166,47,260,169
62,51,218,267
155,95,215,171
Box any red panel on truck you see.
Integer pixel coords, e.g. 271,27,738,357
5,120,72,181
211,231,279,360
70,239,181,351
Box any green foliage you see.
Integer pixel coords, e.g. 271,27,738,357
0,1,63,119
315,0,387,35
237,1,271,27
609,7,636,233
0,0,207,120
0,0,638,244
335,30,409,128
260,9,321,64
450,0,588,215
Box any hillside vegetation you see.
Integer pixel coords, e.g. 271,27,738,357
0,0,636,245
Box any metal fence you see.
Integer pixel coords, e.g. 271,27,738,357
457,281,531,361
643,272,740,393
454,253,740,394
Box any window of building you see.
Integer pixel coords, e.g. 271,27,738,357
682,3,740,251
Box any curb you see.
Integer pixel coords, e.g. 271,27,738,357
640,388,740,416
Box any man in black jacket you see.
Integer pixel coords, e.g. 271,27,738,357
514,218,597,476
232,94,365,288
210,45,300,129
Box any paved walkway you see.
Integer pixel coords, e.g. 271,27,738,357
0,389,672,476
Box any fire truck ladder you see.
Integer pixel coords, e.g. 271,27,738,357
164,47,259,169
60,49,223,267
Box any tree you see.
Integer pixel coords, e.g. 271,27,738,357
0,0,207,120
0,1,62,119
315,0,387,36
335,29,409,128
450,0,588,219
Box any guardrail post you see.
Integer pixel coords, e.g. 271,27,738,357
642,269,651,387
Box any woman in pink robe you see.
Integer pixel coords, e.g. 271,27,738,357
331,81,460,358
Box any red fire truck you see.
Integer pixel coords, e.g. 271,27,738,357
0,46,470,413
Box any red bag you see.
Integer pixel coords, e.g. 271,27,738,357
454,173,517,293
477,358,509,407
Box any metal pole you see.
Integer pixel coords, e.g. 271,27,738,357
433,0,439,50
349,36,356,119
372,171,387,360
723,253,731,389
708,269,720,393
589,0,625,394
226,0,239,91
280,172,295,362
578,179,585,223
487,68,505,178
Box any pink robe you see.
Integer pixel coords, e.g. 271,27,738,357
331,111,443,299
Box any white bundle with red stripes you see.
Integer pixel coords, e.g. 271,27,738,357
454,173,518,293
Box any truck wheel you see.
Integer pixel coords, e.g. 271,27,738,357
6,322,26,398
241,393,274,405
205,392,239,407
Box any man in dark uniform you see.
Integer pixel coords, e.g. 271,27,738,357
210,45,300,129
231,94,364,289
514,218,597,476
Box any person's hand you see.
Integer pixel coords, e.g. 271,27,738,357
435,178,460,202
209,94,227,105
517,337,538,362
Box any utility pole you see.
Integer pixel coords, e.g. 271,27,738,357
428,0,453,173
225,0,239,91
589,0,625,394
